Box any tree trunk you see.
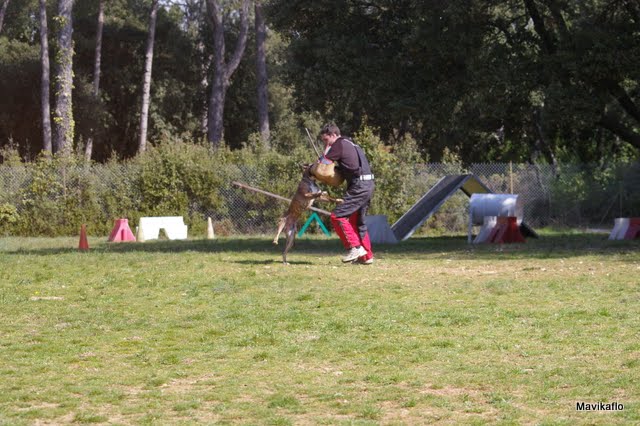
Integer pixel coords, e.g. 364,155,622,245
85,0,104,161
523,0,557,54
138,0,159,154
198,41,212,137
598,112,640,150
39,0,52,154
533,107,558,176
0,0,9,35
52,0,75,155
206,0,249,147
605,80,640,123
209,68,226,144
255,1,270,145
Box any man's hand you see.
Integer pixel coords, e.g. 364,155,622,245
318,155,333,165
317,191,344,204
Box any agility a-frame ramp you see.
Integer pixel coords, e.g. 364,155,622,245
390,174,537,242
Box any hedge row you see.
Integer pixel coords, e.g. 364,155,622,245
1,135,638,237
0,131,425,237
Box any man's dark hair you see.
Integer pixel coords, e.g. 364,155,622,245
320,123,341,136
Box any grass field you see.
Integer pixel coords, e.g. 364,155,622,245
0,232,638,425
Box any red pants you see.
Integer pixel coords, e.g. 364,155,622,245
331,211,373,261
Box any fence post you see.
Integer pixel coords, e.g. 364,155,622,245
509,161,513,194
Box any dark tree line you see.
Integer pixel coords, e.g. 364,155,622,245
266,0,640,163
0,0,639,164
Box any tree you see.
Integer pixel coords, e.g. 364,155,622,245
71,0,204,158
0,0,208,159
84,0,104,160
39,0,52,154
179,0,213,137
266,0,491,158
0,0,10,35
206,0,249,147
255,0,269,145
521,0,640,153
266,0,640,162
470,0,640,162
52,0,75,154
138,0,159,154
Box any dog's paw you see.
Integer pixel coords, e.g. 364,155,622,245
272,240,278,245
336,198,344,203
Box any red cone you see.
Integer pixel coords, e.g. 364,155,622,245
79,224,89,251
488,216,525,244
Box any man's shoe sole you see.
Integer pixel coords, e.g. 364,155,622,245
342,248,367,262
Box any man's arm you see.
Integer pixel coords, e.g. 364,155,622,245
324,140,343,162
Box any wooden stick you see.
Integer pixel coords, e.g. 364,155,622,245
232,181,332,216
305,127,321,157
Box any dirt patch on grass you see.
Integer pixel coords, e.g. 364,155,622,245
418,384,501,422
32,412,74,425
31,406,132,426
424,258,630,281
378,401,443,423
294,360,358,375
29,296,64,301
421,383,484,397
158,373,218,394
18,402,60,413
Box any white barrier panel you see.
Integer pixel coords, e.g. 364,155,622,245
609,218,630,240
473,216,497,244
470,194,523,226
364,215,398,244
139,216,188,240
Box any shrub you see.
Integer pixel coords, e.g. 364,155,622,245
0,203,19,235
14,154,104,236
353,126,416,223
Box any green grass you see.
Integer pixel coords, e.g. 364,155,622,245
0,232,638,424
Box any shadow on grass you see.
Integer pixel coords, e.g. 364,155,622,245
229,259,315,266
2,233,638,261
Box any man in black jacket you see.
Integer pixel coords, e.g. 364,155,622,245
318,124,375,264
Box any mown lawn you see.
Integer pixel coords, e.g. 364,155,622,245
0,233,638,425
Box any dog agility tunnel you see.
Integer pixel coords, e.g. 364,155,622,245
365,174,537,244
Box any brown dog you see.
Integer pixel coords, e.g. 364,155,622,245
273,166,342,264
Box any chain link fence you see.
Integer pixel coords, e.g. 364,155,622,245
1,162,639,236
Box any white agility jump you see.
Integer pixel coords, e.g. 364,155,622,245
138,216,188,240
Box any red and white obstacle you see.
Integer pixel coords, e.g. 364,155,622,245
469,194,527,244
609,217,640,240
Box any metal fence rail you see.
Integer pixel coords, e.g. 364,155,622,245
1,162,638,236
